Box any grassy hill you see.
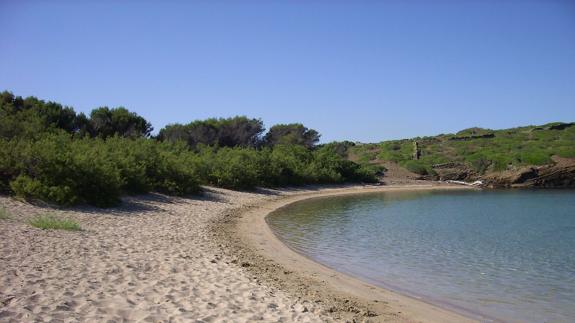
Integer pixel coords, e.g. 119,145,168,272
347,122,575,178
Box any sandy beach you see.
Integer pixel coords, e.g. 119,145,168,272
1,184,476,322
215,184,479,323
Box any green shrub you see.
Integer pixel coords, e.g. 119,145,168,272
2,134,203,206
10,175,79,206
403,160,428,175
102,138,202,196
556,146,575,158
29,215,81,231
0,207,10,220
307,146,346,183
149,143,202,195
0,139,18,193
266,145,312,185
466,154,491,174
200,146,265,189
519,150,551,165
349,164,382,183
7,134,123,207
308,146,380,183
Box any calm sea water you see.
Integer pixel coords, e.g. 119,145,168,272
267,189,575,322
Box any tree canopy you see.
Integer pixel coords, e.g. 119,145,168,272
158,116,264,148
88,106,153,138
0,91,77,139
0,90,380,206
0,91,152,139
264,123,320,149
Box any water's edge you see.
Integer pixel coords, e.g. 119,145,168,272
228,185,479,323
266,189,575,323
265,191,495,322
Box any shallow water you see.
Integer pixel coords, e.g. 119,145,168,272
267,189,575,322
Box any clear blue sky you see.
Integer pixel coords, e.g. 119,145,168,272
1,1,574,142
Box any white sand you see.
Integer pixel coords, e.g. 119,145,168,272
0,188,327,322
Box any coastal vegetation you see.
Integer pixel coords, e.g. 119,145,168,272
28,214,82,231
0,91,379,207
0,207,10,220
347,124,575,176
2,90,572,206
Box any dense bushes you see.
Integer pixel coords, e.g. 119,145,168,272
199,146,266,189
266,145,312,185
0,134,203,206
0,91,381,207
196,144,379,190
1,135,123,206
0,133,379,207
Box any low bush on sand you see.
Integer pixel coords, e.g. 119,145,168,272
0,207,10,220
29,215,82,231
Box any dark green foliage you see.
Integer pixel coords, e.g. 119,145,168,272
308,146,379,183
217,116,265,147
88,106,153,138
158,116,264,148
0,134,202,206
265,145,313,185
4,134,123,206
0,132,374,206
264,123,320,149
97,138,202,196
0,91,78,139
0,91,153,140
156,123,191,143
0,91,380,207
199,146,266,189
318,141,356,158
196,144,379,189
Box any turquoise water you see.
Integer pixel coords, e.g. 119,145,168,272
267,190,575,322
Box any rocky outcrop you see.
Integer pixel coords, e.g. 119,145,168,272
482,157,575,188
427,156,575,188
431,163,478,181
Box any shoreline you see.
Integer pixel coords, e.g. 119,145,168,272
1,183,489,322
215,184,481,322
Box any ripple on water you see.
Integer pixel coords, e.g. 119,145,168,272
268,189,575,323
